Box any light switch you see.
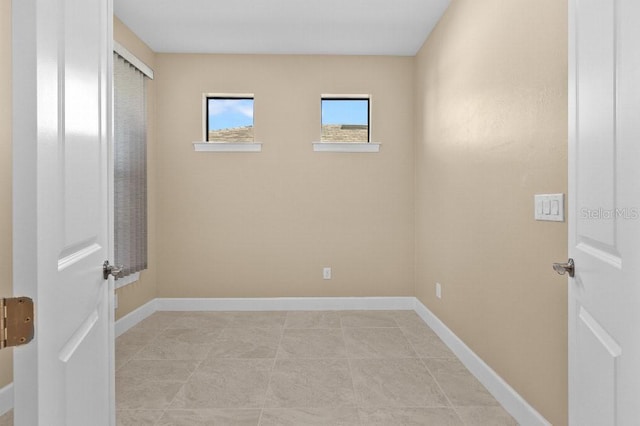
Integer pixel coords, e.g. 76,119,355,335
535,194,564,222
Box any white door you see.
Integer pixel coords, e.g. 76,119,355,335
12,0,114,425
568,0,640,424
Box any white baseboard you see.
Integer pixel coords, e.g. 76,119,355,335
0,383,13,417
114,298,158,337
414,299,551,426
155,296,416,312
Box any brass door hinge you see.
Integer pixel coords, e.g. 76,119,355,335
0,297,35,350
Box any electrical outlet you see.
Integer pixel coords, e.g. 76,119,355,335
323,267,332,280
436,282,442,299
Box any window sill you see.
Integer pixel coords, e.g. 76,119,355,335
193,142,262,152
312,142,380,153
115,272,140,290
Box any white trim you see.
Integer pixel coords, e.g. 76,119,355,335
193,142,262,152
0,383,13,417
413,299,551,426
113,41,154,79
155,296,415,312
203,92,254,99
312,142,380,153
114,298,157,337
114,272,140,290
321,93,371,100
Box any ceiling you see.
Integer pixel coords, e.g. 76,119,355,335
114,0,451,56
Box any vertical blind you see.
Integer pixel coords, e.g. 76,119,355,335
113,53,148,278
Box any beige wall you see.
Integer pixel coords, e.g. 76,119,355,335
154,54,415,298
414,0,568,424
113,17,158,320
2,7,570,422
0,0,12,389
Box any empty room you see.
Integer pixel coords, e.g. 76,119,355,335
2,0,640,425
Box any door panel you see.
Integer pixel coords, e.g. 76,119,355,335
575,307,620,426
60,296,110,426
569,0,640,424
12,0,114,424
575,0,617,253
63,0,103,245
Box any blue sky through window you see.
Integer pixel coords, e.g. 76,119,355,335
208,98,254,130
322,99,369,125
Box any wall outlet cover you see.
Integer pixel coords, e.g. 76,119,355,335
323,267,332,280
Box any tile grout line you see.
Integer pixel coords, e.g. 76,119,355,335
116,315,175,425
139,317,178,426
393,313,465,425
340,313,365,425
115,325,167,374
421,358,469,425
408,336,468,425
143,314,219,425
256,313,287,426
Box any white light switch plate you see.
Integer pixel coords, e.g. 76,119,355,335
535,194,564,222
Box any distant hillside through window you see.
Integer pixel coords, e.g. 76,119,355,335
207,124,367,143
321,124,368,142
208,125,254,142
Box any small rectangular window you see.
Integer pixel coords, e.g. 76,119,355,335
321,97,370,142
206,96,254,142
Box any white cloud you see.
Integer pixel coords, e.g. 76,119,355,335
209,99,253,118
208,100,229,116
235,104,254,119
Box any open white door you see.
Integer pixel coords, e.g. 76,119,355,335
12,0,114,425
568,0,640,424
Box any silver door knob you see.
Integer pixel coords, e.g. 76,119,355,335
553,258,575,277
103,260,124,280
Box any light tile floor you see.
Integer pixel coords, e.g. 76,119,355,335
115,310,518,425
0,310,518,426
